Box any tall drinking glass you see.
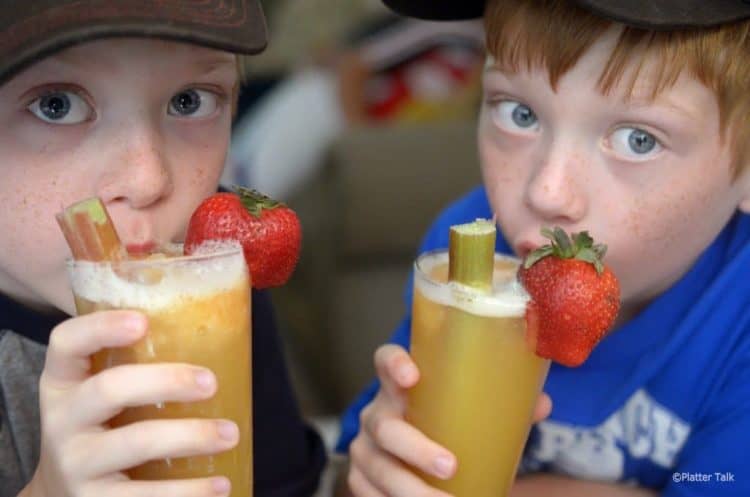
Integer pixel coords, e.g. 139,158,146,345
67,244,252,497
407,250,550,497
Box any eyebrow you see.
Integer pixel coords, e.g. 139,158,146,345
620,93,701,121
483,62,702,119
48,48,236,75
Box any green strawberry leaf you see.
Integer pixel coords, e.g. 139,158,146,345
531,226,609,274
523,245,555,268
233,185,284,218
572,231,593,250
593,243,608,259
552,227,573,257
574,247,604,274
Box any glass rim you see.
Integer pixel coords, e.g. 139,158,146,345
65,242,243,269
413,249,529,317
413,249,522,292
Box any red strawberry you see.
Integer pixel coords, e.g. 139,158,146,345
517,227,620,367
184,187,301,289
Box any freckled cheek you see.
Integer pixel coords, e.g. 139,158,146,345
612,182,719,300
0,191,70,275
480,142,526,209
171,129,229,189
624,178,715,248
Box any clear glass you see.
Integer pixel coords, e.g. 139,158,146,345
67,244,252,496
407,250,550,497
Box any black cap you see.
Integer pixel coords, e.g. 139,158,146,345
0,0,268,85
383,0,750,29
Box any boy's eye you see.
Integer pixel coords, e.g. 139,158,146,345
27,91,93,125
609,127,662,159
490,100,540,133
168,89,219,117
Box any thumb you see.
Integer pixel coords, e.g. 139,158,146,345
374,344,419,406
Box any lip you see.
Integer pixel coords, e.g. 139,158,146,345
125,241,157,256
515,240,540,259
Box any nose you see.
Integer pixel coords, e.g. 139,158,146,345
95,121,173,209
524,140,588,223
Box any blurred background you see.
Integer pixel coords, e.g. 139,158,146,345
224,1,486,493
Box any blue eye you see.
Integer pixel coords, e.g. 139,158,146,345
490,100,540,133
27,91,93,124
168,89,218,117
610,127,662,159
511,104,537,128
41,94,69,119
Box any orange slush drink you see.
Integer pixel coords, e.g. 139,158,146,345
408,251,550,497
68,244,252,496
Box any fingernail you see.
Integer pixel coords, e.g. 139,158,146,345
434,455,455,479
212,477,231,494
194,370,215,391
217,421,239,442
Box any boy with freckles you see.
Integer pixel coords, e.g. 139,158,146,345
0,1,326,496
338,0,750,496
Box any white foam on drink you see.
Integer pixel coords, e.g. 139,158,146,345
415,251,529,318
69,242,247,310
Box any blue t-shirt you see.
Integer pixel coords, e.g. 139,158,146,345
337,186,750,496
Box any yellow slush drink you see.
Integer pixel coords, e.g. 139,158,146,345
68,244,252,497
407,251,550,497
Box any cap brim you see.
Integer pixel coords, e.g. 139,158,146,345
575,0,750,29
0,0,267,85
382,0,750,29
382,0,484,20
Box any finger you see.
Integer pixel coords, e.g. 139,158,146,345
80,418,239,477
532,392,552,422
367,416,456,480
374,345,419,402
83,476,232,497
347,466,388,497
44,311,147,383
71,364,217,427
351,436,453,497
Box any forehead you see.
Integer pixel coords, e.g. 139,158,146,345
9,37,237,83
487,27,698,103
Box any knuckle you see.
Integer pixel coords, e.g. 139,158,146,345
47,324,69,354
369,415,391,444
193,420,223,448
49,404,76,434
57,438,84,480
79,487,98,497
205,420,223,444
374,345,395,370
369,461,391,491
359,404,373,427
373,346,386,364
170,366,198,392
80,480,122,497
349,436,366,463
124,425,158,458
413,488,436,497
347,469,365,496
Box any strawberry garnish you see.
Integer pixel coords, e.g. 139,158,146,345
518,227,620,367
184,187,301,289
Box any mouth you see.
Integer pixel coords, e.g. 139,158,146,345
125,241,158,256
515,240,539,259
